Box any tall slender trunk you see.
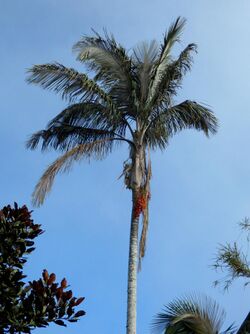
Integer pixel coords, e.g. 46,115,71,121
126,189,139,334
126,149,142,334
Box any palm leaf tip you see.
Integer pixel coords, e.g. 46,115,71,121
171,101,218,137
166,16,187,43
26,130,50,151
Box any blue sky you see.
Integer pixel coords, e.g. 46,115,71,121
1,0,250,333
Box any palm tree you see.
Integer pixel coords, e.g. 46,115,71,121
153,295,235,334
26,17,218,334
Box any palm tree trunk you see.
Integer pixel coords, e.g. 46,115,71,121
126,189,139,334
126,146,143,334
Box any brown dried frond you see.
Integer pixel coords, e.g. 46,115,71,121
32,140,112,207
138,153,152,270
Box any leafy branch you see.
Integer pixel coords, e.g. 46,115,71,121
213,218,250,290
0,203,85,333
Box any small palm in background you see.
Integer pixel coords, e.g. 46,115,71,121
153,295,235,334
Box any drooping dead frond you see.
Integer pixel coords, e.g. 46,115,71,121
32,140,113,207
138,152,152,270
153,294,235,334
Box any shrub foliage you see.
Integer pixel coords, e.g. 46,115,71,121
0,203,85,334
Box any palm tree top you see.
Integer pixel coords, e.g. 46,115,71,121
27,17,217,151
26,16,218,210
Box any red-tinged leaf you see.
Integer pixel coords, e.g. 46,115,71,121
74,310,86,317
47,273,56,285
75,297,85,306
54,320,66,327
61,278,67,288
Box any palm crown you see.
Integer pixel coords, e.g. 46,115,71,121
27,17,217,265
27,18,217,198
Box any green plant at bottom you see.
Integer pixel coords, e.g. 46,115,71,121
0,203,85,334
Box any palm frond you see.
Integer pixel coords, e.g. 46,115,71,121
48,102,128,136
132,40,159,104
144,118,169,150
163,16,187,54
26,124,116,152
73,30,133,87
73,31,138,118
32,140,114,207
47,102,112,128
166,101,218,136
146,101,217,148
26,101,130,152
147,17,187,108
148,43,197,112
26,63,113,106
153,295,235,334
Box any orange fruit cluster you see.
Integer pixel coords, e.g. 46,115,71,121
133,191,150,219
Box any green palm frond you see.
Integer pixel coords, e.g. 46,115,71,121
150,43,197,112
73,30,133,86
47,102,115,128
50,101,128,136
132,40,159,104
167,101,217,136
26,63,113,106
26,100,131,152
32,140,114,207
147,17,187,108
153,295,235,334
146,101,217,148
26,124,116,151
162,16,187,55
73,31,138,118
